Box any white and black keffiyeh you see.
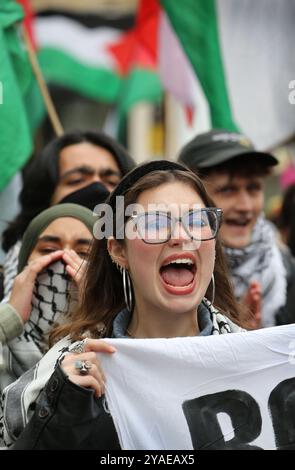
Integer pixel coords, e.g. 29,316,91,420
23,260,75,352
225,216,287,327
0,260,76,391
202,298,243,335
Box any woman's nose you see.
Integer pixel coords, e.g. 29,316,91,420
168,221,191,244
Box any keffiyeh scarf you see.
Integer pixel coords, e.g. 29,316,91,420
225,216,287,327
203,298,243,335
0,260,76,390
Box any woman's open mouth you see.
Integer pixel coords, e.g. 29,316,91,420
159,254,197,295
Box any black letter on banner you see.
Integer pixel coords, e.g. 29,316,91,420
182,390,262,450
269,377,295,450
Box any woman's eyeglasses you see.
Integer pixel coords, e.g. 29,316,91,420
128,208,222,244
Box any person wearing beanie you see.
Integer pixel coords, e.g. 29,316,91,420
0,204,95,390
178,129,295,328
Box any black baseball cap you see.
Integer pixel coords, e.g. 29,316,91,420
178,129,278,169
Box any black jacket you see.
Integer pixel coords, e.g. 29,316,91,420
12,365,120,450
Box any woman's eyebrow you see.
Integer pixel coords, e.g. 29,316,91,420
74,238,92,246
37,235,61,244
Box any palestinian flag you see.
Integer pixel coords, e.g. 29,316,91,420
27,2,162,112
161,0,295,149
27,0,198,132
34,13,128,102
20,0,200,140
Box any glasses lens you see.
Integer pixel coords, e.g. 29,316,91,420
185,210,218,240
137,212,171,243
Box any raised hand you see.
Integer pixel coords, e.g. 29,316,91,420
9,250,64,324
242,281,262,329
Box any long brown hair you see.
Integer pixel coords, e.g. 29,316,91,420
50,169,245,344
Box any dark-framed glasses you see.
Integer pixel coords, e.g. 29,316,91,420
128,208,222,244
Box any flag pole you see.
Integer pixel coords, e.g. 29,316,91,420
22,27,64,137
164,92,183,160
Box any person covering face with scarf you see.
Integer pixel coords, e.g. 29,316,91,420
0,204,94,390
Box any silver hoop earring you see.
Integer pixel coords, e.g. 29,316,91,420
122,268,134,312
210,273,215,304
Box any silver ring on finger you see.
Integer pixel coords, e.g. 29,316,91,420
70,338,88,354
75,359,92,376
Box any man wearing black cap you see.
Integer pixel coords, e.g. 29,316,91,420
178,129,295,327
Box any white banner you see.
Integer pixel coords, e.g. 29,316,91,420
100,324,295,450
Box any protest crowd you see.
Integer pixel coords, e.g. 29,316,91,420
0,0,295,451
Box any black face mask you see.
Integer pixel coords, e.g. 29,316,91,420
59,182,110,210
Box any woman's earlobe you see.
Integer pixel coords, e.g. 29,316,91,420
110,256,124,272
107,237,128,269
